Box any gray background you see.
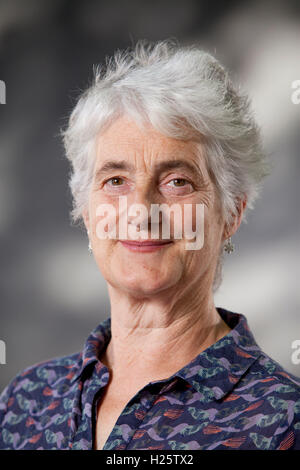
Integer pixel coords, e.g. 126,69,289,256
0,0,299,392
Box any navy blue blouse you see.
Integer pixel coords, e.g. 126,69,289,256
0,308,299,450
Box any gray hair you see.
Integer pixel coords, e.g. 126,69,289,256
62,39,270,290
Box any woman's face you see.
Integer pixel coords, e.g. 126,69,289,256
84,116,227,298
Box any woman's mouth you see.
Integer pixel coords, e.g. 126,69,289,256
119,239,174,252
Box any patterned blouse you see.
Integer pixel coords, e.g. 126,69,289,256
0,308,299,450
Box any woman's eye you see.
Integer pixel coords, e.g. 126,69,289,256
106,177,124,186
103,177,129,193
169,178,188,187
167,178,193,188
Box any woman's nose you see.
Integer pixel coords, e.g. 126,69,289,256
125,182,161,235
128,178,160,207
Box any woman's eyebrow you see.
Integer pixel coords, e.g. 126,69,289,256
154,159,201,175
94,160,134,180
95,159,201,180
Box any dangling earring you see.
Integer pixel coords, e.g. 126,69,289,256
87,230,92,253
224,237,234,254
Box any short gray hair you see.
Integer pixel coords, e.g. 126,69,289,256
62,39,270,289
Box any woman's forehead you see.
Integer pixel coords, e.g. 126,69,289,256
95,116,207,170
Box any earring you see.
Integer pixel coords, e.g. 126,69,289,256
224,237,234,254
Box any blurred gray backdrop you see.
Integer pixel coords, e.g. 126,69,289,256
0,0,300,392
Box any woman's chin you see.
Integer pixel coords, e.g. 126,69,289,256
115,272,178,298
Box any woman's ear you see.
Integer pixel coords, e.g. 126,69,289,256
223,196,247,240
82,208,90,233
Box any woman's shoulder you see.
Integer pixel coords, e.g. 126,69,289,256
0,351,83,449
241,349,300,409
0,350,82,417
252,351,300,387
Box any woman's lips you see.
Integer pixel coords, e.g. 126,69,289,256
119,239,173,252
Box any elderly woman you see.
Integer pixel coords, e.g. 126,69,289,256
0,40,299,451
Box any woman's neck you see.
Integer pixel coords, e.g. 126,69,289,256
101,284,231,381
